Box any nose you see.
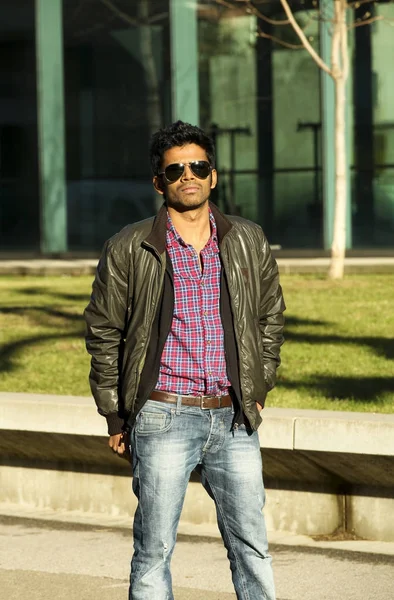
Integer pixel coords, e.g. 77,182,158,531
181,163,195,180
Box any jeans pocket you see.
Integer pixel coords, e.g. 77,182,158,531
136,406,175,436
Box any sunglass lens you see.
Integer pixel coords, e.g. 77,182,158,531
191,161,210,179
164,164,184,182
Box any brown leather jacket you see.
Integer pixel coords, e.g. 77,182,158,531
84,203,285,435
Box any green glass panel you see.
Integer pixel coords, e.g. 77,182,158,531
36,0,67,253
170,0,199,124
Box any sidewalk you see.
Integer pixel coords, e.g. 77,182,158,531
1,513,394,600
2,505,394,557
0,256,394,275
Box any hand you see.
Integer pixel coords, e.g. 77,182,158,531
109,432,131,462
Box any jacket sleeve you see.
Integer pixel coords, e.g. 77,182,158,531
257,228,286,391
84,238,130,435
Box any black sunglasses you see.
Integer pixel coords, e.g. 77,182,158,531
158,160,212,183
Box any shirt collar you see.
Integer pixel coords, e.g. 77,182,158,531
166,209,218,250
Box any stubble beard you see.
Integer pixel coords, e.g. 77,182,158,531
165,191,210,213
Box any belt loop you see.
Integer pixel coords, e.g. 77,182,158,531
176,394,182,416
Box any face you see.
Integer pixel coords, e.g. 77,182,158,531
153,143,217,212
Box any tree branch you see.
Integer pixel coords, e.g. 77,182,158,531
241,0,291,26
350,15,393,28
100,0,168,27
347,0,376,8
215,0,237,9
100,0,139,26
279,0,332,75
256,28,304,49
148,12,169,25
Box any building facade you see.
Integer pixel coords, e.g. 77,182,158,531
1,0,393,255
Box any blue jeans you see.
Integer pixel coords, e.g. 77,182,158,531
129,399,275,600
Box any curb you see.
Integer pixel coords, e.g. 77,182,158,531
1,505,394,557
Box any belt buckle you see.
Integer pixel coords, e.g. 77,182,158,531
200,395,218,410
200,396,211,410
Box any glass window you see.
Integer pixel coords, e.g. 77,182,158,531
352,1,394,247
271,11,321,248
62,0,171,251
0,0,39,252
198,2,323,248
371,2,394,247
199,8,259,223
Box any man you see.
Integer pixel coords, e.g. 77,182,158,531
84,120,285,600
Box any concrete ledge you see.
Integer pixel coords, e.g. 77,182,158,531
0,393,108,436
3,393,393,455
277,257,394,275
292,412,394,456
1,393,393,541
0,259,97,276
1,257,394,276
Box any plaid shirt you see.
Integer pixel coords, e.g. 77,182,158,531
155,210,230,396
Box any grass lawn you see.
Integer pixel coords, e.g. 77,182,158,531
0,273,393,413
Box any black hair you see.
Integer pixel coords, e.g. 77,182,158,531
149,120,216,175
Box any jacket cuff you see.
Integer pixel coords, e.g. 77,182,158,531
105,413,125,436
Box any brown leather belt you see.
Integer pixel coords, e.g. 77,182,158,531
150,390,232,410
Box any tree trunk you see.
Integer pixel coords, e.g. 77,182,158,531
329,76,347,278
329,0,348,280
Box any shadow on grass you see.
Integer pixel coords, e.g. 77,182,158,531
0,304,86,375
285,316,329,327
1,307,393,406
1,284,89,378
0,331,85,374
285,316,394,360
278,375,394,403
13,287,91,303
0,306,84,322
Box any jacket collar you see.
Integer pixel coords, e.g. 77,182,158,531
144,201,233,254
144,203,168,254
209,201,233,242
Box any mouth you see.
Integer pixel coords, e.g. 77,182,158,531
181,185,200,194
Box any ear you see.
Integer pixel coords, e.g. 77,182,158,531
210,169,217,190
153,175,165,196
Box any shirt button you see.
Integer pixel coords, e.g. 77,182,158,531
206,340,211,345
203,311,208,316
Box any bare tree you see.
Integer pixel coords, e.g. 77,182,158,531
215,0,393,278
281,0,349,279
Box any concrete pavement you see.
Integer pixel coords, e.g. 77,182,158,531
1,516,394,600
